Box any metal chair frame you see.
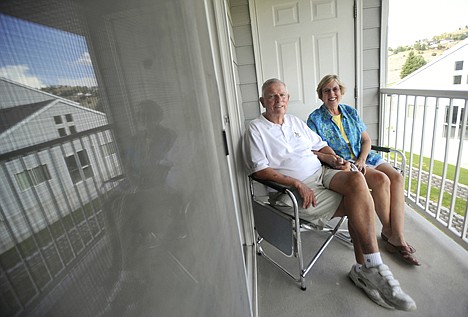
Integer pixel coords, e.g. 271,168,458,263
371,145,406,178
249,175,351,291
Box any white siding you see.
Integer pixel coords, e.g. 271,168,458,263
362,0,382,143
230,1,260,128
0,101,107,154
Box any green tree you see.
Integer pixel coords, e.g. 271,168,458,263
413,41,427,51
393,45,410,54
400,51,427,78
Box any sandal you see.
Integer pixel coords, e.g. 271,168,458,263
381,232,416,254
385,241,421,266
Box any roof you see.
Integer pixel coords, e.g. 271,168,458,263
0,77,107,135
0,99,52,134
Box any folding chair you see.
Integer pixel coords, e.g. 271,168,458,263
371,145,406,177
249,174,352,290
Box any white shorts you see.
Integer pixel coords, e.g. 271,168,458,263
350,158,386,168
368,158,386,168
268,166,342,229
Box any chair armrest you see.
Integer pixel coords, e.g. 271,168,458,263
249,174,291,194
371,145,406,177
371,145,405,161
371,145,391,153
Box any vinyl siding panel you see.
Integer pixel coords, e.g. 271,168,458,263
362,0,382,144
230,1,260,126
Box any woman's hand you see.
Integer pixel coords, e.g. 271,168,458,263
354,158,367,174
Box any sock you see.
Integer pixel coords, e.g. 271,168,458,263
363,252,383,268
354,263,363,273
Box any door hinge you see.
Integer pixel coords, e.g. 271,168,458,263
354,1,357,19
224,115,230,125
222,130,229,156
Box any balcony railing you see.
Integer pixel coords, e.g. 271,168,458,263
0,125,123,317
379,88,468,249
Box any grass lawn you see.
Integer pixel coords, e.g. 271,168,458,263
403,152,467,216
407,153,468,185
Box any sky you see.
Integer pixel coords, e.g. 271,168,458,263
0,13,97,88
388,0,468,48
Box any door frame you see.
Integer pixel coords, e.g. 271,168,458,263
206,0,257,314
207,0,256,247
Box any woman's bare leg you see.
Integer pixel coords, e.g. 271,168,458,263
375,163,407,246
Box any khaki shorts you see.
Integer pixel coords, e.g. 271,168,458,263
268,166,342,229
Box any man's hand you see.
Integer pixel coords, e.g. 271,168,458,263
295,181,316,208
313,151,351,171
254,168,316,208
313,148,350,170
328,154,350,170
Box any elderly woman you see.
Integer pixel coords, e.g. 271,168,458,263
307,74,420,266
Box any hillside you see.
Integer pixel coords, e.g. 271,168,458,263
41,85,102,111
387,27,467,86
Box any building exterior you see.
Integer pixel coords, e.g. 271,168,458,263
0,77,120,253
395,39,468,90
389,39,468,168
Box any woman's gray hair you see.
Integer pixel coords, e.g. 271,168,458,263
316,74,346,99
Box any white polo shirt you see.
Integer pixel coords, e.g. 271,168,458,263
243,113,327,181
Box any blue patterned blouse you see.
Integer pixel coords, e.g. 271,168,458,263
306,104,381,165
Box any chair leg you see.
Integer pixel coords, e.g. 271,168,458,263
256,235,264,255
302,216,349,278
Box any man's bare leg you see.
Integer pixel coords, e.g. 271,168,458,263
328,170,416,311
329,170,378,256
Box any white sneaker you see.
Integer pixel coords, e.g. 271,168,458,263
348,264,417,311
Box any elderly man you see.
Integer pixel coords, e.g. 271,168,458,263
243,78,416,311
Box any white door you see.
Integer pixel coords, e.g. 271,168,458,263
252,0,356,121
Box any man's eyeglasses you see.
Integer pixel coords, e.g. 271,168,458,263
265,93,288,100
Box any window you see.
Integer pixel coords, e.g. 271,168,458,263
453,75,462,84
78,150,93,179
15,165,51,191
54,113,76,136
15,171,31,191
101,142,116,156
34,165,51,183
54,115,63,124
455,61,464,71
65,149,93,184
444,106,467,139
65,155,80,183
58,127,67,137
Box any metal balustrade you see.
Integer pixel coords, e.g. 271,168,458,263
380,88,468,248
0,125,122,317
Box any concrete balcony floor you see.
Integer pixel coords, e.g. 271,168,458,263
256,205,468,317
